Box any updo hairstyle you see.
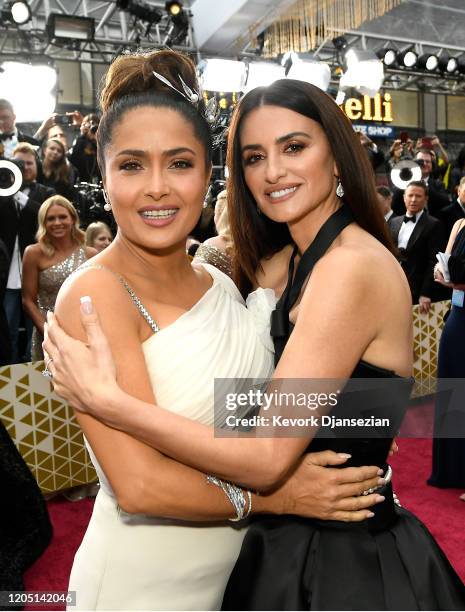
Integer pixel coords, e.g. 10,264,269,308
97,49,212,175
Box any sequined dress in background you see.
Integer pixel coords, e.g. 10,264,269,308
31,247,87,360
194,244,233,277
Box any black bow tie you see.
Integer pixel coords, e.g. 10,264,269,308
403,215,416,223
0,132,14,141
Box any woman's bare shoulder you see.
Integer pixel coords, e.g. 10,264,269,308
202,235,228,253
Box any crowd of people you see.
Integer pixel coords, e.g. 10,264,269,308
0,99,114,365
0,48,465,608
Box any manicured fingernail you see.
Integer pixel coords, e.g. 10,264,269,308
377,469,384,476
366,512,375,518
337,453,351,459
80,296,93,314
375,495,385,503
377,477,386,485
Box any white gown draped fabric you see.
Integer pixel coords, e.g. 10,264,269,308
68,264,276,611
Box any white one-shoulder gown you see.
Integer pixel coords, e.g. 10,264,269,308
67,264,276,611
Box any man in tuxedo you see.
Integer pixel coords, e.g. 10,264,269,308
12,143,55,205
391,149,450,217
0,144,54,363
389,181,446,313
439,176,465,237
0,99,40,159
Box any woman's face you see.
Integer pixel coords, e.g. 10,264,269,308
93,230,112,252
45,141,64,163
103,106,210,252
239,105,338,225
45,204,73,240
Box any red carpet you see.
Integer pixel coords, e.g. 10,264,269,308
23,439,464,610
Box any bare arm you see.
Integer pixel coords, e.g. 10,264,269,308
48,250,383,490
22,246,46,334
50,269,382,521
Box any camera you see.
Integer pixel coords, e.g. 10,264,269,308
55,114,73,126
89,124,98,135
0,158,24,196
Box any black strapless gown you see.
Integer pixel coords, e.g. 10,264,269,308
222,207,465,610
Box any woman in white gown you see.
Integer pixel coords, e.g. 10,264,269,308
45,50,385,611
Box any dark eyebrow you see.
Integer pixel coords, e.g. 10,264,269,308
276,131,311,144
116,147,196,158
241,131,311,154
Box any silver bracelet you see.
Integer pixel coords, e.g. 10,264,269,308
206,475,250,522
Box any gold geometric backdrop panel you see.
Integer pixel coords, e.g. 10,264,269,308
0,361,97,494
412,300,450,398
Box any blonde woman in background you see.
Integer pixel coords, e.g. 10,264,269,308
85,221,113,253
195,189,233,276
22,195,96,360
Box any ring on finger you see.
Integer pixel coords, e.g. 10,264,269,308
361,465,392,496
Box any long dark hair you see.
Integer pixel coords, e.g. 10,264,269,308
42,138,70,185
227,79,394,296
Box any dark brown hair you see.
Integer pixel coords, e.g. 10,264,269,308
226,79,395,296
97,49,212,175
406,180,428,196
43,138,70,185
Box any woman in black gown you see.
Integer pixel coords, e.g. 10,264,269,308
428,218,465,498
43,78,465,609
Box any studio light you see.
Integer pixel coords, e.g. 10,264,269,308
11,0,31,24
165,0,188,45
282,52,330,91
398,49,418,68
165,1,182,16
438,55,458,74
340,49,384,98
198,59,246,93
1,0,31,25
116,0,162,25
376,48,397,67
243,61,285,93
332,36,348,51
417,53,438,72
0,62,56,122
47,13,95,41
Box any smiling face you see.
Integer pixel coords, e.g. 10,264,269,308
45,204,73,240
239,105,338,226
102,106,210,252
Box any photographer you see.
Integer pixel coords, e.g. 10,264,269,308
68,113,101,183
392,149,450,217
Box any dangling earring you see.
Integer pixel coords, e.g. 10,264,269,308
103,190,112,212
257,206,262,216
336,178,345,198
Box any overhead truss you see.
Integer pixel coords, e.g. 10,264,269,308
0,0,196,64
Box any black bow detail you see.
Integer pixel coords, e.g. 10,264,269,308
403,214,416,223
0,132,15,141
